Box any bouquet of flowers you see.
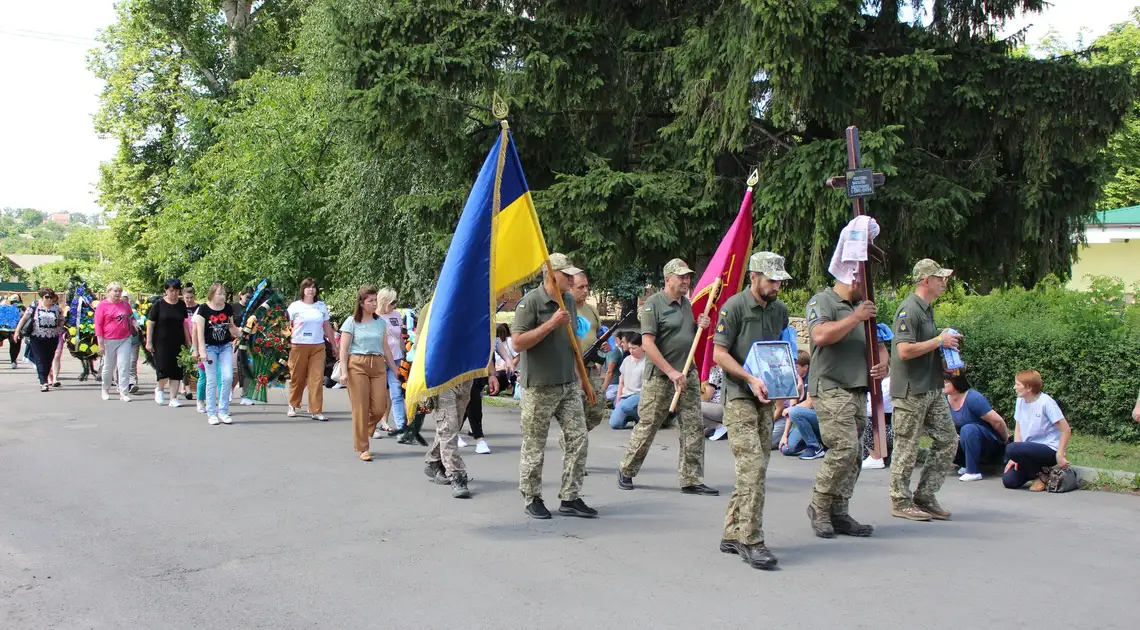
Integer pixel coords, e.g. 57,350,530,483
65,279,99,359
239,279,292,402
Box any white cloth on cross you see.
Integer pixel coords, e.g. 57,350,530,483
828,215,880,284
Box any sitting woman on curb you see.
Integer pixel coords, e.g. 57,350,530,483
944,373,1008,482
1004,369,1072,491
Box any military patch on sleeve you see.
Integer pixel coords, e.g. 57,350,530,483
518,303,526,308
720,309,727,317
808,308,818,320
808,299,817,306
897,310,906,319
899,322,908,332
644,304,653,311
716,322,725,333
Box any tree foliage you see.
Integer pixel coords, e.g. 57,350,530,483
91,0,1133,301
1092,8,1140,210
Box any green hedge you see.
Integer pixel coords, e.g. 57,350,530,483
872,277,1140,443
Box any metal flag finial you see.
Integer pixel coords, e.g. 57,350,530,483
746,168,760,189
492,92,509,121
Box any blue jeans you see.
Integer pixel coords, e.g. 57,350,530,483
780,425,806,456
203,344,234,416
955,423,1006,474
386,365,407,429
788,405,822,450
610,393,640,429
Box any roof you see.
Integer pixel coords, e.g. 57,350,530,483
1095,205,1140,226
3,254,64,270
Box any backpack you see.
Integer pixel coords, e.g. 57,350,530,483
1047,466,1080,493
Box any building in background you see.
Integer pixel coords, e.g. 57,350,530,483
1070,206,1140,292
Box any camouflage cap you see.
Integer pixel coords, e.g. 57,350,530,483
663,258,695,277
913,258,953,282
549,252,583,276
748,251,793,281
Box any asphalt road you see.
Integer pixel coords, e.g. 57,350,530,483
1,357,1137,629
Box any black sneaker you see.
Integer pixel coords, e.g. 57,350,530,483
128,384,140,395
807,504,836,539
525,498,552,520
719,539,741,555
558,498,598,518
424,461,448,485
681,483,720,496
739,542,778,570
617,471,634,490
451,471,471,499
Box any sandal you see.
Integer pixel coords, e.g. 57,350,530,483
359,451,373,462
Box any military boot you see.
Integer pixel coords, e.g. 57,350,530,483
424,460,448,485
450,471,471,499
807,502,836,539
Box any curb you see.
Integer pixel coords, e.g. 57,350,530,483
1072,465,1140,484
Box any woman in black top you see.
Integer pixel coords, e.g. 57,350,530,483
146,279,191,407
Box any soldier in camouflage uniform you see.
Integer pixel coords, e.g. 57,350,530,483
713,252,791,571
804,269,887,538
572,272,608,433
424,371,498,498
889,259,961,521
617,259,718,496
511,253,597,520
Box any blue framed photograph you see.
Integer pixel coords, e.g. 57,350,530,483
743,341,799,400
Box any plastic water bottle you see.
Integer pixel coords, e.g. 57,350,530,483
941,328,964,370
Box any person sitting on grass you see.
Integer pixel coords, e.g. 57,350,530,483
1003,370,1072,491
945,372,1008,482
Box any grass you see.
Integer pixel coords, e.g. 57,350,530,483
1066,433,1140,475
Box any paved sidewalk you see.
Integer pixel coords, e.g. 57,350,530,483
1,358,1137,629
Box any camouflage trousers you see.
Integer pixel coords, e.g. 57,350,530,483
519,382,588,503
581,367,607,432
889,390,958,509
811,388,868,515
426,383,472,474
619,370,705,486
722,397,774,545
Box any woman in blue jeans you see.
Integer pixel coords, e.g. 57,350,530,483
609,334,645,429
1004,370,1072,491
377,289,408,433
944,373,1008,482
191,283,243,425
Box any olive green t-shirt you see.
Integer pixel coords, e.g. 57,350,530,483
640,290,696,377
511,285,579,387
806,288,869,395
712,290,789,401
889,292,941,398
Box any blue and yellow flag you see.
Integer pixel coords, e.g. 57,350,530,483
405,125,550,405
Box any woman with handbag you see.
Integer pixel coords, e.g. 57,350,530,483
95,282,137,402
13,288,64,392
1003,370,1072,491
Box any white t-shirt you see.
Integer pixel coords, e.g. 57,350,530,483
494,338,517,371
1015,392,1065,451
866,376,894,415
619,355,646,399
287,300,330,345
378,310,405,361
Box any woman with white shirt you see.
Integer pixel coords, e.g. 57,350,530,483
609,333,646,429
1003,369,1072,491
286,278,336,421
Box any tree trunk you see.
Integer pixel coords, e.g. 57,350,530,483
222,0,254,75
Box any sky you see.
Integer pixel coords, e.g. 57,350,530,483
0,0,1137,216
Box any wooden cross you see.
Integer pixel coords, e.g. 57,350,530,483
825,126,889,460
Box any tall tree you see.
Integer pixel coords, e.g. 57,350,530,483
1092,8,1140,210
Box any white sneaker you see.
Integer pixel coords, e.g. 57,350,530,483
287,405,297,418
219,413,233,425
154,389,165,405
458,435,468,448
372,428,383,439
709,425,729,441
332,382,345,389
168,399,183,408
312,413,327,422
862,457,885,470
959,472,983,482
101,390,110,401
196,401,206,413
957,466,967,475
240,397,254,406
208,415,220,425
475,439,491,454
120,394,132,403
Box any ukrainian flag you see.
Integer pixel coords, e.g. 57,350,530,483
405,125,550,406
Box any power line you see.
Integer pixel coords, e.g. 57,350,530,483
0,28,101,47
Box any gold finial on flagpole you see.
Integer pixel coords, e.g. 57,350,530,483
492,92,509,129
746,168,760,189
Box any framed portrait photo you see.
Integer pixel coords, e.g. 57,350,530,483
743,341,799,400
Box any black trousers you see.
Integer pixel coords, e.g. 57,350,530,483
27,336,59,385
463,377,487,439
1003,441,1058,489
7,336,21,364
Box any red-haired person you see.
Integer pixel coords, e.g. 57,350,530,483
1003,370,1072,491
